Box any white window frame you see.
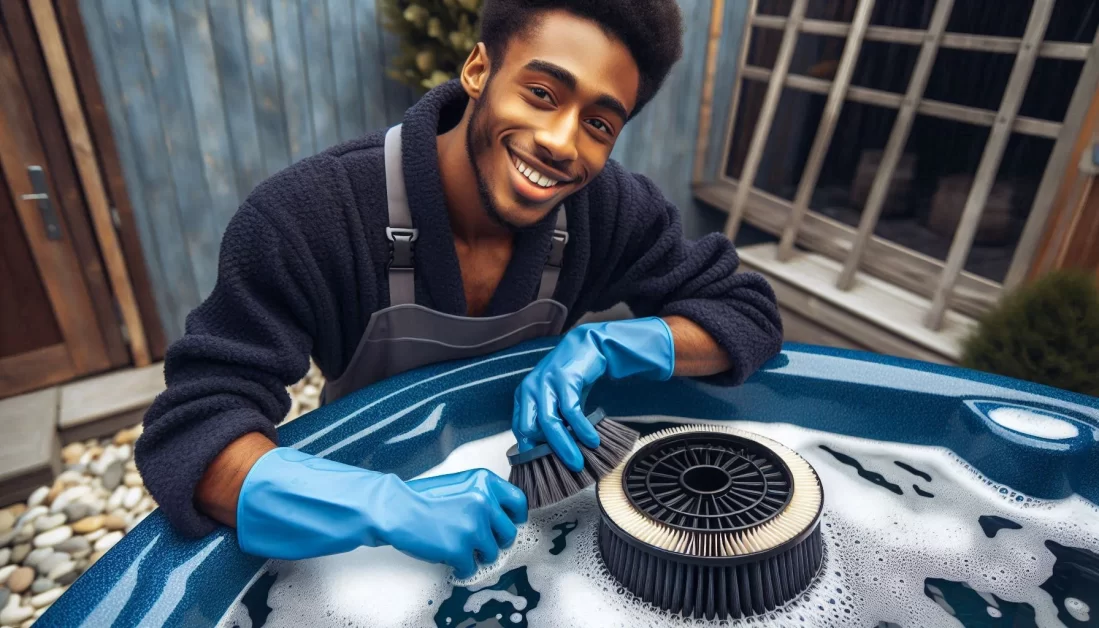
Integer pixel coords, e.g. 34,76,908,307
693,0,1099,332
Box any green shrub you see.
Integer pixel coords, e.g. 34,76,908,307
960,269,1099,397
379,0,482,92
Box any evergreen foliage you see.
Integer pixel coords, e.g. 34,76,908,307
960,269,1099,397
379,0,482,92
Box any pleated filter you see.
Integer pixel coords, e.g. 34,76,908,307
596,424,825,621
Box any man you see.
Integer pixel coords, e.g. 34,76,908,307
135,0,783,579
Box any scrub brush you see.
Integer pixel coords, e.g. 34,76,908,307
506,407,639,510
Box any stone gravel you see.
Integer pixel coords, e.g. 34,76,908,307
0,364,324,626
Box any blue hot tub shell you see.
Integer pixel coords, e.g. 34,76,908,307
35,339,1099,627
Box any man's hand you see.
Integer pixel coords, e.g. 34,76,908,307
512,317,676,471
232,446,527,577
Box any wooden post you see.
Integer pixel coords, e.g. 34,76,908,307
28,0,150,367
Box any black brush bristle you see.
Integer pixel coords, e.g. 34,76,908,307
507,408,638,510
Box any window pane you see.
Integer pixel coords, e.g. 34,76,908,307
746,27,785,70
851,40,920,94
871,1,935,29
725,85,826,203
790,33,849,78
924,48,1012,112
1047,0,1099,43
757,0,794,17
947,0,1034,38
1020,58,1085,122
806,0,858,23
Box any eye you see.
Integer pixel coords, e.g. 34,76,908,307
529,87,552,102
587,119,612,135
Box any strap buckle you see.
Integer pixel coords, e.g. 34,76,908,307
548,229,568,267
386,227,418,268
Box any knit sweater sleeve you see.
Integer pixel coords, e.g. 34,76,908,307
587,163,784,386
134,198,318,539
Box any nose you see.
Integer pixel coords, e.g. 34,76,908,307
533,112,579,164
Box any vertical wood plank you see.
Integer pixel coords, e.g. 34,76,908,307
58,0,168,359
271,0,314,163
207,0,266,197
174,0,239,238
28,0,151,366
97,0,198,337
374,0,416,124
241,0,290,177
303,0,339,150
0,21,110,373
134,0,219,301
353,0,390,133
1,0,129,367
328,0,364,141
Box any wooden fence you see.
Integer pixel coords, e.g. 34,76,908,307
78,0,743,343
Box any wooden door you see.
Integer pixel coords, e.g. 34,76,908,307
0,15,111,397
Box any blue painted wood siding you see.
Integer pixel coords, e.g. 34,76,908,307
79,0,747,343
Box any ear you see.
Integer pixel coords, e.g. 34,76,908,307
460,42,491,99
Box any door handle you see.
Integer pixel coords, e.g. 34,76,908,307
20,165,62,240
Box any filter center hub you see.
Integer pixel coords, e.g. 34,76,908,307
680,465,733,495
623,433,795,532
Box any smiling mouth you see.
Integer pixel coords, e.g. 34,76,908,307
511,152,568,189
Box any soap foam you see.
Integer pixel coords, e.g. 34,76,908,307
218,417,1099,628
986,406,1080,440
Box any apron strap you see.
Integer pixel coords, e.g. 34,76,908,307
384,125,417,306
538,208,568,300
383,124,568,305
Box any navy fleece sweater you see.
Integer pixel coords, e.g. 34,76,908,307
136,80,784,538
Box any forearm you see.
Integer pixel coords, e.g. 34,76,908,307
663,315,734,377
194,431,278,527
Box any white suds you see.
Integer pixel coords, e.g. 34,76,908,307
986,406,1080,440
218,418,1099,627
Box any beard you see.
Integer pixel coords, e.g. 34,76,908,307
465,81,544,233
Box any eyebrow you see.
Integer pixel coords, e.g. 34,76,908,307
523,59,631,122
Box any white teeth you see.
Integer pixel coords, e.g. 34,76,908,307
513,156,559,188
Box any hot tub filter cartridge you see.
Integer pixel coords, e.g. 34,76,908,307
596,425,825,620
507,407,640,510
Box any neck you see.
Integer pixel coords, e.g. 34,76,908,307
436,114,512,245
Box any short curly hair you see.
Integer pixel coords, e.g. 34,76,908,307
477,0,684,119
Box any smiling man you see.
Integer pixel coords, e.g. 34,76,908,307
136,0,783,578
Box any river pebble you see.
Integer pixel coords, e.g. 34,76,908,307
0,565,15,586
30,586,64,608
0,602,32,626
0,549,8,569
83,529,106,543
33,513,66,534
0,588,8,612
35,553,68,578
6,567,32,594
0,512,13,535
20,549,51,571
122,487,142,510
94,532,122,553
30,578,54,595
8,546,28,566
32,526,72,549
46,561,75,583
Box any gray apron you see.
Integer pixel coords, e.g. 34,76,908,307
320,125,570,404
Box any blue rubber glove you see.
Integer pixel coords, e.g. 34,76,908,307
236,447,527,578
512,317,675,472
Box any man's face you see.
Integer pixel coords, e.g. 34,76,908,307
464,10,641,230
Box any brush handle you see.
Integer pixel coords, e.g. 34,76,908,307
506,407,607,465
